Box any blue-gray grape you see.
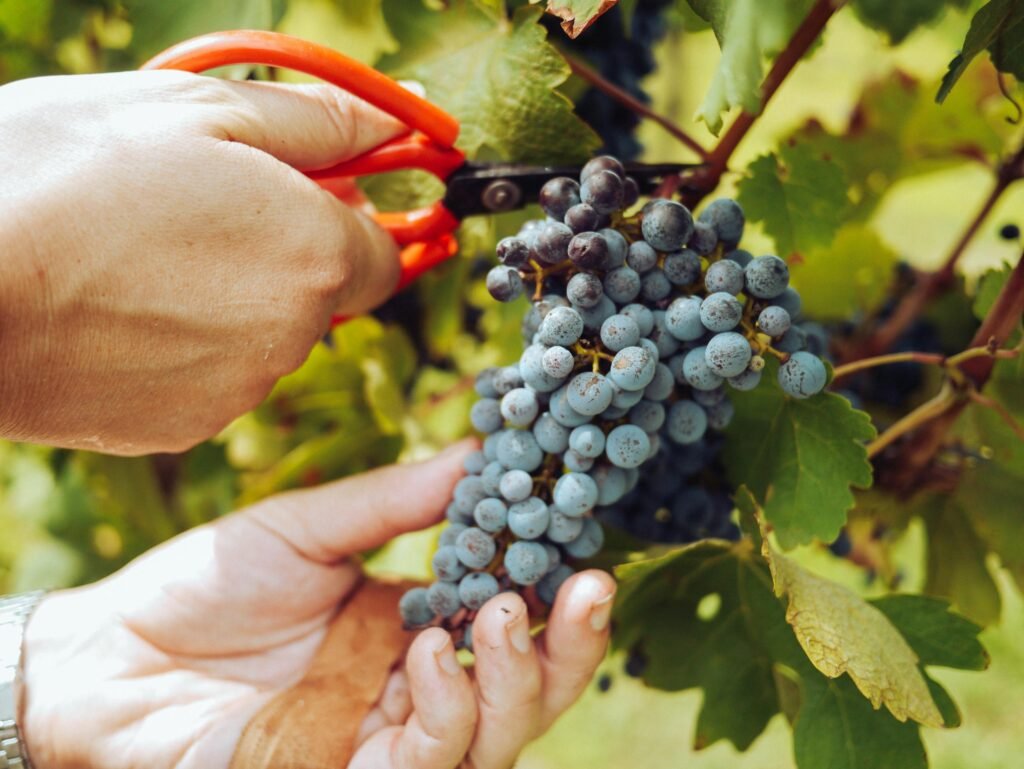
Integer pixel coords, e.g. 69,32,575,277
778,351,828,398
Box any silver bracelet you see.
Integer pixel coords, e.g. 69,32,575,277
0,592,46,769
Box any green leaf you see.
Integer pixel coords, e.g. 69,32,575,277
972,262,1013,320
690,0,814,134
937,0,1024,103
793,675,928,769
276,0,398,66
528,0,619,38
379,2,600,163
870,595,988,671
736,144,849,257
0,0,52,45
852,0,970,45
723,359,876,549
791,224,898,321
122,0,278,64
763,542,944,727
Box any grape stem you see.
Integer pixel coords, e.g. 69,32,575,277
831,343,1020,382
560,51,710,161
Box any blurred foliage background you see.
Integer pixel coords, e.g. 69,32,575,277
1,1,1022,768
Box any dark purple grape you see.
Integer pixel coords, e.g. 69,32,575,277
580,154,625,181
622,176,640,207
568,231,610,269
539,177,582,221
641,199,694,251
535,221,574,265
564,202,601,233
581,169,625,214
496,236,531,268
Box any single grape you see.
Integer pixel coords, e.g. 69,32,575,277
725,248,753,268
564,518,604,558
538,306,585,346
801,322,830,358
496,429,544,472
705,398,735,430
663,249,701,286
567,372,615,415
482,431,503,462
486,265,523,302
581,155,625,181
533,412,571,453
623,176,640,207
505,541,550,585
565,202,600,233
567,272,604,308
455,527,497,569
539,176,581,220
608,346,657,391
569,424,606,458
757,306,791,337
581,169,625,214
475,368,499,398
640,268,672,302
688,221,718,256
432,544,468,582
493,365,524,394
682,346,724,391
600,228,629,269
704,332,753,378
427,581,462,617
600,313,641,351
453,475,487,515
774,286,803,319
611,384,645,409
499,469,533,503
648,312,681,358
564,449,594,473
666,400,708,444
549,385,590,428
629,400,666,433
577,294,617,333
778,351,827,398
500,388,539,427
520,344,563,392
554,472,600,516
776,325,808,353
698,198,745,247
620,303,655,336
641,199,694,251
463,450,487,475
399,587,434,628
537,564,575,605
744,255,790,299
643,362,675,401
543,543,561,573
624,647,648,678
605,424,650,468
704,259,744,295
535,221,577,266
568,230,610,270
592,464,628,505
547,508,585,543
727,368,762,391
626,241,658,273
459,572,500,611
541,345,575,379
665,296,705,341
495,236,531,268
603,266,642,304
699,292,743,332
508,496,551,539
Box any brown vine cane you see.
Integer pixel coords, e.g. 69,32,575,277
230,579,417,769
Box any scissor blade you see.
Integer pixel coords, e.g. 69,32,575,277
442,161,699,220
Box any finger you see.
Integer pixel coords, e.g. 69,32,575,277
355,668,414,747
466,591,544,769
245,439,477,562
536,570,615,728
212,79,409,170
351,628,476,769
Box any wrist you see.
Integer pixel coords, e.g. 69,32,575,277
1,591,47,769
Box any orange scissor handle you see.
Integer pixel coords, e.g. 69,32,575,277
143,30,466,302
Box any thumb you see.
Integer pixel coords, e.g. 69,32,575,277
245,439,478,560
213,79,409,171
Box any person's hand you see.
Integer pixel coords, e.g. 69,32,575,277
0,70,405,455
18,441,615,769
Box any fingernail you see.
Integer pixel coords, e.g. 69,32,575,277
589,592,615,631
506,611,532,654
434,636,461,677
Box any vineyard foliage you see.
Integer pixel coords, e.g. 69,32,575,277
1,2,1022,768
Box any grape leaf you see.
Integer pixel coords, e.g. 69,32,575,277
762,541,944,727
528,0,618,38
791,224,898,321
277,0,397,66
723,360,876,549
972,262,1014,320
122,0,283,63
736,143,849,257
937,0,1024,103
871,595,988,671
688,0,814,134
852,0,971,44
379,2,600,163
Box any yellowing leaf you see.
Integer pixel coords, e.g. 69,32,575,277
529,0,618,37
763,540,944,728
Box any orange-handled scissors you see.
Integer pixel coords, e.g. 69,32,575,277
143,30,691,323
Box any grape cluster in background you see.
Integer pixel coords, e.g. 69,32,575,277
400,155,829,643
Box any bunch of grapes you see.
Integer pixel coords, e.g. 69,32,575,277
399,156,827,645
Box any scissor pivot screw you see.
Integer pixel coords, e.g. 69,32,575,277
482,180,522,212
